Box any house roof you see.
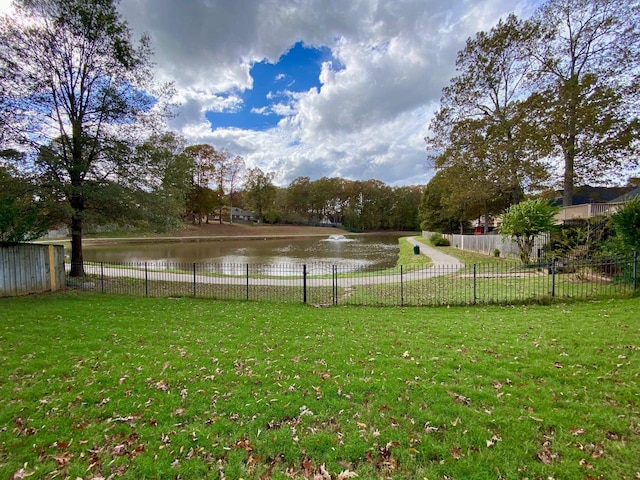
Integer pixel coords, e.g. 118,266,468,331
553,185,635,205
610,186,640,203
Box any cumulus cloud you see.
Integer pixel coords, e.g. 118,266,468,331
3,0,540,186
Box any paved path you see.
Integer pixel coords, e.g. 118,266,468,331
404,237,464,267
80,236,465,289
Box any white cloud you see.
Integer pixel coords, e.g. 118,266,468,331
3,0,540,186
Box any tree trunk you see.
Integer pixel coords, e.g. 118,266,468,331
563,148,575,207
69,203,85,277
563,76,578,207
483,201,489,233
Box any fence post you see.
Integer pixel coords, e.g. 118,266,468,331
303,264,307,304
473,264,477,305
144,261,148,298
193,263,197,297
246,264,249,301
551,259,556,297
100,262,104,293
400,265,404,306
333,265,337,305
634,251,638,291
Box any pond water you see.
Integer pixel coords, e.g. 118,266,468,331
81,233,403,273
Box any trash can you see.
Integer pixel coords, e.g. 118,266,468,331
413,244,420,255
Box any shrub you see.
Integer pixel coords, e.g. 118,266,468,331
430,233,451,246
606,197,640,256
499,199,559,264
493,248,500,257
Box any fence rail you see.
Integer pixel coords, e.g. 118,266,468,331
66,254,639,306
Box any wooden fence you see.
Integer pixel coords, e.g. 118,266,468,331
423,231,549,259
0,244,66,297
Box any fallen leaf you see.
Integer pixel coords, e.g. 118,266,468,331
10,466,34,479
53,452,73,468
486,434,501,448
447,390,470,406
451,446,462,459
337,469,359,479
579,458,594,469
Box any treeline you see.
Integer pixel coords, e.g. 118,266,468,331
1,133,423,242
135,134,424,232
270,177,422,232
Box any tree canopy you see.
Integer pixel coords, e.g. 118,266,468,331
499,199,560,263
0,0,168,275
427,0,640,210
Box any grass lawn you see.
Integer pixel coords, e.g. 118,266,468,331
1,293,639,479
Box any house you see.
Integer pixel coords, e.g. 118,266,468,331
610,186,640,203
227,207,255,222
552,185,637,223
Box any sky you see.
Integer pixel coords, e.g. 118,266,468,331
1,0,541,187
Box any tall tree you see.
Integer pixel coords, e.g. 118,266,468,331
133,132,192,229
244,167,276,222
389,186,422,231
183,144,221,225
286,176,313,223
427,14,549,224
528,0,640,206
419,170,473,234
0,0,166,276
225,155,245,224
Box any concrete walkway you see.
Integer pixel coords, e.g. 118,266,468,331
404,237,464,267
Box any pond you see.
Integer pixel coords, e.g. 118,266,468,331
81,234,404,273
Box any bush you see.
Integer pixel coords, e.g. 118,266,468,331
430,233,450,246
493,248,500,257
606,197,640,256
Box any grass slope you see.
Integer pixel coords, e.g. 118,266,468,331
1,294,639,479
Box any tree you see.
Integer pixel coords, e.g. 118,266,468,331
528,0,640,206
244,167,276,222
427,14,549,224
389,186,422,231
225,155,245,223
343,179,393,231
183,144,222,224
0,165,53,243
499,199,560,264
0,0,165,276
419,171,470,233
285,176,313,223
132,132,193,230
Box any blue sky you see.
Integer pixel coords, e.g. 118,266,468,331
206,42,342,131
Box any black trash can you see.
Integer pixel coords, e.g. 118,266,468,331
413,244,420,255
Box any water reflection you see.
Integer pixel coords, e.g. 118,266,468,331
82,234,402,274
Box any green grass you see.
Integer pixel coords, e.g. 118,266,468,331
397,237,432,268
1,293,639,479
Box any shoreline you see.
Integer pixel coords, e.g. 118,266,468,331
38,224,414,246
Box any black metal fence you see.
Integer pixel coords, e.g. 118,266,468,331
66,253,639,307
